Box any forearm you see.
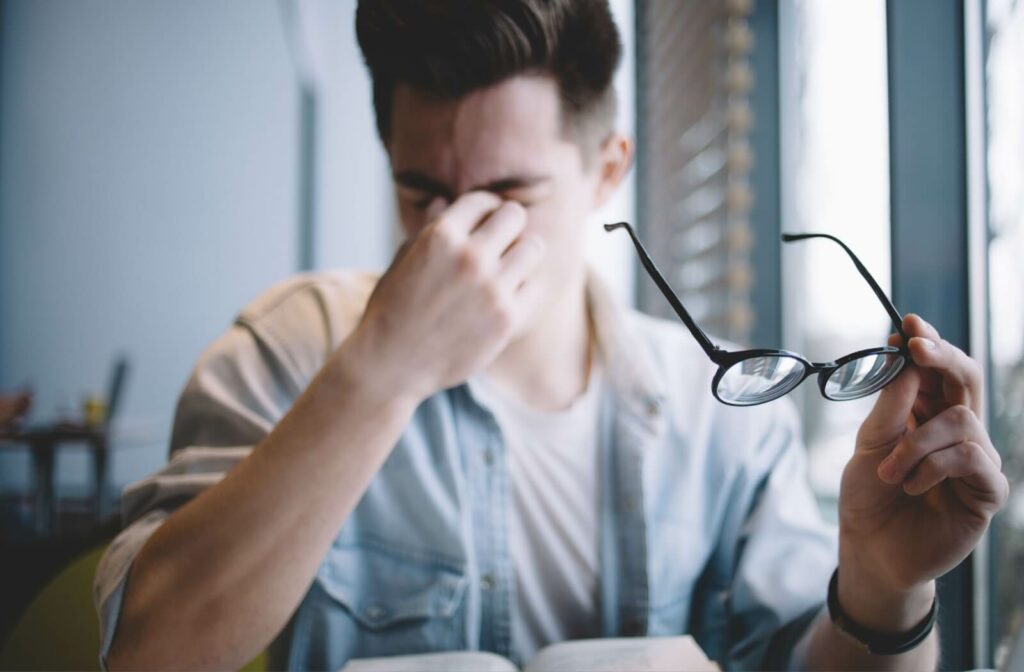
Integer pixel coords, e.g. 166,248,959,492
108,333,421,671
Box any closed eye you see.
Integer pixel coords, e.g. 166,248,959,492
397,186,445,211
492,184,549,209
393,171,551,209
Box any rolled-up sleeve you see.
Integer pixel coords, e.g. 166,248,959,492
92,323,297,668
94,510,168,667
90,273,371,668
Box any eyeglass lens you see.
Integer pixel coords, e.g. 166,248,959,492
717,356,806,405
823,352,905,401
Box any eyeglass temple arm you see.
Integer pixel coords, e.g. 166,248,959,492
604,222,720,358
781,232,908,341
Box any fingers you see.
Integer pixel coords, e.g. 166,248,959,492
433,191,504,237
424,196,448,221
866,315,1002,510
424,192,543,295
912,394,949,425
877,404,999,485
857,363,921,450
888,329,946,406
500,233,546,288
900,441,1009,510
907,331,980,391
471,201,528,258
902,314,984,413
902,313,941,342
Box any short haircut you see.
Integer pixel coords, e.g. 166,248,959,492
355,0,622,153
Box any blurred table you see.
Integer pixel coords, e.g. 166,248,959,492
0,423,109,536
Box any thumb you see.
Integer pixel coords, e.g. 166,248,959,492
856,364,921,450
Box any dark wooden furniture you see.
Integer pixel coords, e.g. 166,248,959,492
0,424,109,536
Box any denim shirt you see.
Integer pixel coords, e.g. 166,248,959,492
94,270,837,671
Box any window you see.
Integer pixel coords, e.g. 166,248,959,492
986,0,1024,664
636,0,759,343
778,0,891,516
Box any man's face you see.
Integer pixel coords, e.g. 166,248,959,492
387,75,614,323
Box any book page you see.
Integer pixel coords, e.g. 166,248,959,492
340,650,519,672
524,636,719,672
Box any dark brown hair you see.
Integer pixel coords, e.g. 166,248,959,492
355,0,622,150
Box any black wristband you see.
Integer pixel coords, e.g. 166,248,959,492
826,568,938,656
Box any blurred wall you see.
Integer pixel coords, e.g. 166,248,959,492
0,0,392,496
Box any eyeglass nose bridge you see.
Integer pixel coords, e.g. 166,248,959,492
789,359,859,401
810,360,843,397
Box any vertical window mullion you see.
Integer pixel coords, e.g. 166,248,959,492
887,0,973,669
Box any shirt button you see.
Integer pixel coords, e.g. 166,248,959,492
365,605,386,621
483,449,495,466
480,573,497,590
622,496,640,512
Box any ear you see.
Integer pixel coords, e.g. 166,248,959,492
592,132,634,208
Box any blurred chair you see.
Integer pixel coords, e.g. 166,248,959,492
0,536,268,670
0,542,109,670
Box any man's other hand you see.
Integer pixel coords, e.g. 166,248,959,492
837,313,1008,633
345,191,546,404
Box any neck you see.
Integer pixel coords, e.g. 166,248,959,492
484,270,593,412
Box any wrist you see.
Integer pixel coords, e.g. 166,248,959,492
329,325,430,414
836,555,936,634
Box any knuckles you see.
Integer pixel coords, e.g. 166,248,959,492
954,440,982,468
480,279,504,309
997,473,1011,507
424,221,458,254
897,403,986,468
456,246,485,279
946,403,976,428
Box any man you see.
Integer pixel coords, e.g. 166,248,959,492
95,1,1008,670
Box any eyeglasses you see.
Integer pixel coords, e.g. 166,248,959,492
605,222,910,407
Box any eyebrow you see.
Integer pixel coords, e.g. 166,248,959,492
393,171,551,197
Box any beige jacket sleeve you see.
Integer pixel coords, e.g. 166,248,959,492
92,271,376,668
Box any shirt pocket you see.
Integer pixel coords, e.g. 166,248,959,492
299,541,469,668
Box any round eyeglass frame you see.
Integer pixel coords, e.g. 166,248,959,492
709,345,909,407
604,222,913,407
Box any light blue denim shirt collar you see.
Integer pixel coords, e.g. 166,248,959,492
583,269,669,442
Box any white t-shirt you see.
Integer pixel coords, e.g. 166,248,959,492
468,361,605,663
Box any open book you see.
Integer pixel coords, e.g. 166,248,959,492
340,636,719,672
